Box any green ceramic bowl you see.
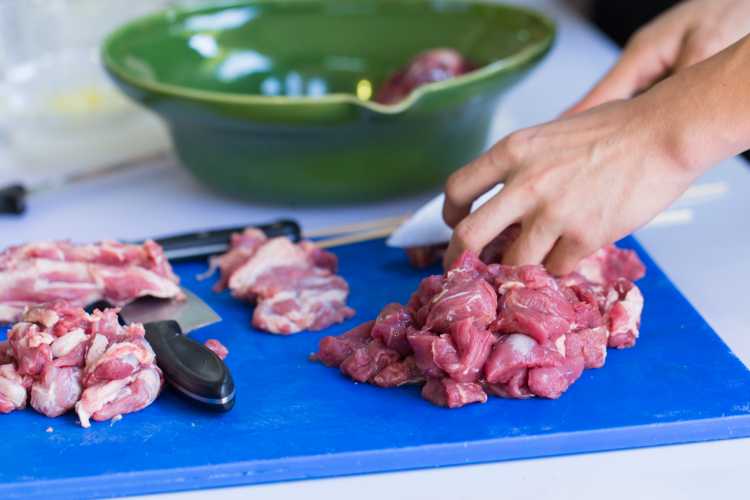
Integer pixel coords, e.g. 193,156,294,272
102,0,555,204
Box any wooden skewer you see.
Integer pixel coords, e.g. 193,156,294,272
315,224,401,249
303,214,410,239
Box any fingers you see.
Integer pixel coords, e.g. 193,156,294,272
501,212,561,267
443,186,532,268
544,232,597,276
442,133,523,228
564,36,669,116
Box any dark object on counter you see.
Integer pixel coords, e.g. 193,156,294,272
375,49,475,105
0,184,26,214
147,219,301,260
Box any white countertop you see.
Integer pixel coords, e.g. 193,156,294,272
2,1,749,498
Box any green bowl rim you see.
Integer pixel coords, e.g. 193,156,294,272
101,0,556,114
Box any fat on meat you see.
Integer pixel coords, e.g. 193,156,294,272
0,240,182,323
312,230,647,408
209,229,355,335
0,364,29,413
0,303,163,425
204,339,229,360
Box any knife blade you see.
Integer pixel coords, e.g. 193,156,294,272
386,184,503,248
119,288,221,333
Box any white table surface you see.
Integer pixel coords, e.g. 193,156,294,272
3,1,750,498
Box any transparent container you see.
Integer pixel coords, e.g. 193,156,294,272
0,0,174,174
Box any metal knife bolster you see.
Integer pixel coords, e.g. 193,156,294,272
145,219,301,260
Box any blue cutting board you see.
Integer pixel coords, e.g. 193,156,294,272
2,237,750,499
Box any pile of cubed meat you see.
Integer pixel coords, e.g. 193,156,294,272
0,303,163,426
312,244,645,407
210,228,355,334
0,240,183,323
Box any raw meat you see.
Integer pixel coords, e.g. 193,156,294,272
0,303,163,426
208,229,355,335
312,230,646,408
375,48,475,104
0,240,182,323
205,339,228,360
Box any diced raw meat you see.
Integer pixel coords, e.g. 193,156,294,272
209,228,268,292
210,232,355,334
76,365,163,428
566,327,609,369
339,340,401,383
0,364,28,413
431,319,495,383
421,378,487,408
83,338,155,386
370,303,414,356
494,286,575,344
313,237,646,407
252,271,353,334
425,254,497,332
405,245,445,269
372,356,423,388
30,365,82,418
0,240,182,323
0,303,163,425
484,333,563,385
375,48,474,105
575,245,646,285
205,339,228,360
310,321,373,367
605,280,644,349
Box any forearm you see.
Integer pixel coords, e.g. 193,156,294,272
640,33,750,175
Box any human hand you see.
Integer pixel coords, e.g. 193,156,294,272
566,0,750,114
441,94,700,274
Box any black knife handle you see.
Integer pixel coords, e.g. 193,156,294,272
144,320,235,411
0,184,28,215
151,218,301,260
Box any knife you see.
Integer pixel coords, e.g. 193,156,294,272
144,218,302,260
86,288,235,411
386,185,502,248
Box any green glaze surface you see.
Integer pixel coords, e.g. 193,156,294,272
102,0,555,203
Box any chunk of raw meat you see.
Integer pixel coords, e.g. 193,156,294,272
425,254,497,332
76,364,162,428
370,303,414,356
421,378,487,408
494,286,575,344
0,364,29,413
30,365,82,418
575,245,646,285
604,279,644,349
375,48,474,104
204,339,229,360
313,238,646,408
372,356,424,388
0,303,163,425
0,240,182,323
83,338,155,386
310,321,373,367
339,340,401,383
209,231,354,334
484,334,563,385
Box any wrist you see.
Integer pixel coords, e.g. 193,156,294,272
640,35,750,177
